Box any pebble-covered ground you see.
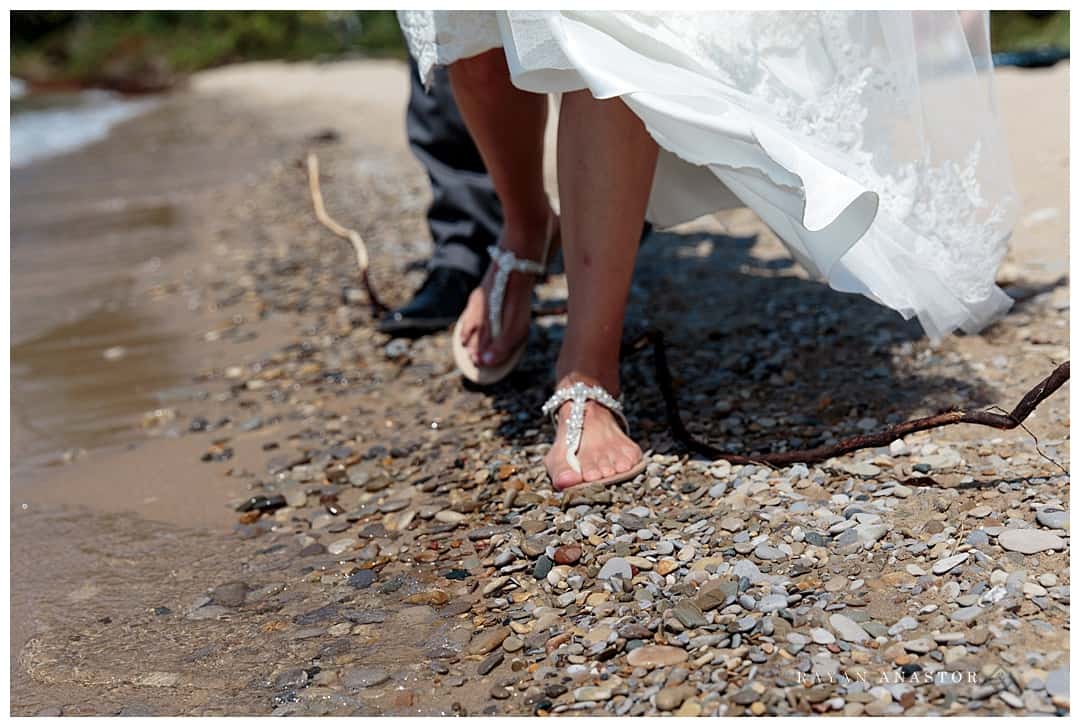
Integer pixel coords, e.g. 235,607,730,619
14,63,1069,716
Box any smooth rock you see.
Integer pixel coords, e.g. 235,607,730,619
626,645,688,668
949,606,984,625
932,553,969,575
998,529,1066,554
343,667,390,689
210,582,248,608
468,626,512,655
656,686,690,711
554,545,583,565
574,685,613,702
1036,509,1068,530
829,614,867,643
598,557,633,580
856,524,888,544
672,600,708,628
347,569,377,589
1046,667,1069,697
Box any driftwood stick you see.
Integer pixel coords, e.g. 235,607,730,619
300,176,1067,469
307,152,388,315
626,328,1069,467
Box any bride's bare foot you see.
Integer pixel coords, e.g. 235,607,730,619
543,374,643,490
457,212,557,368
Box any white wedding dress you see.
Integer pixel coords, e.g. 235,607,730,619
398,11,1017,340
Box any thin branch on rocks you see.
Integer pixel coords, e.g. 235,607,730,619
305,172,1068,470
625,328,1070,468
307,152,388,315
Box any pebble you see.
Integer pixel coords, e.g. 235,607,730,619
856,524,888,544
754,544,786,560
210,582,248,608
997,529,1066,554
655,685,690,711
828,614,868,643
347,570,376,589
327,538,355,555
342,667,390,689
1046,667,1069,697
759,594,787,613
468,627,512,656
533,555,554,580
901,638,934,654
949,606,984,624
1035,508,1068,530
672,600,708,628
626,645,688,668
598,557,633,580
477,652,504,676
932,553,969,575
810,628,836,645
435,511,468,525
574,685,613,702
553,545,582,565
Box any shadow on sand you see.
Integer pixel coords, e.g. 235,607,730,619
474,227,1026,461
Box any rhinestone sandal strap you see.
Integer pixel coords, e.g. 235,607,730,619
541,382,628,475
485,245,546,340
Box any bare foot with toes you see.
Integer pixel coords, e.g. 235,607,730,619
544,376,643,490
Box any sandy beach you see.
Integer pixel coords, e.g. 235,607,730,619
10,58,1069,716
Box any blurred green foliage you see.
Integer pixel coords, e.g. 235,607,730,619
9,10,1070,89
11,11,406,87
990,10,1069,52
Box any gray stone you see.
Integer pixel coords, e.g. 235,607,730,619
672,599,708,628
754,544,786,561
828,614,868,643
574,685,613,702
856,524,888,544
347,569,377,589
1046,667,1069,697
598,557,633,580
477,651,504,675
949,606,984,625
759,593,788,613
998,529,1066,554
186,605,230,621
888,616,919,636
655,685,690,711
1036,508,1068,530
343,667,390,689
932,553,969,575
273,667,309,690
210,581,248,608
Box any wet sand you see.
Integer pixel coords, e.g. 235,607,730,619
9,59,1069,715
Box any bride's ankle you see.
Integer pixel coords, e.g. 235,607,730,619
553,369,620,398
500,209,557,257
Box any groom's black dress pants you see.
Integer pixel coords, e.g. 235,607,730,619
406,57,502,278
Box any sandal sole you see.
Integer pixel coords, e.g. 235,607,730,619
451,317,527,386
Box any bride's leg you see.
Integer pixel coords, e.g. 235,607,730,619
545,90,659,489
448,49,555,366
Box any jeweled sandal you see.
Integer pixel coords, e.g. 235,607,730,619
452,223,559,385
542,381,648,489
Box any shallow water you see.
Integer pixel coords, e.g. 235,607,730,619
11,88,279,480
10,88,157,167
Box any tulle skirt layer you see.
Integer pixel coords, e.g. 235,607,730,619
398,11,1018,339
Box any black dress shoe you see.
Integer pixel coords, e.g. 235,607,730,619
377,266,481,337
